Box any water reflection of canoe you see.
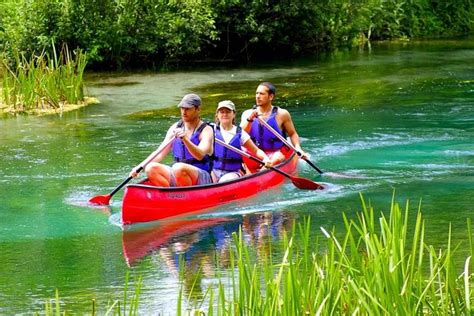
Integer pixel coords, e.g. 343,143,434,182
122,150,297,225
122,217,234,266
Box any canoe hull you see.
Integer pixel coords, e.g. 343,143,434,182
122,151,297,225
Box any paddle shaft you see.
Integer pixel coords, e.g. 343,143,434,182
108,174,137,197
256,116,324,174
136,136,176,174
95,136,175,201
214,138,297,181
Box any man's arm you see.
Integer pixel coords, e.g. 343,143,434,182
182,124,214,160
280,109,304,153
240,109,257,133
150,126,176,162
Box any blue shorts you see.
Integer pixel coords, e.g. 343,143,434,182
196,168,212,185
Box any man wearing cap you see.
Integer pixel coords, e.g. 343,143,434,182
130,93,214,186
240,82,308,167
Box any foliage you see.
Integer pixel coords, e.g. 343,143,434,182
181,195,474,314
210,1,373,60
0,0,217,69
64,0,218,68
0,0,472,69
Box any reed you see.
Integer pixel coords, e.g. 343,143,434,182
40,273,142,316
36,195,473,314
181,194,474,315
1,42,87,113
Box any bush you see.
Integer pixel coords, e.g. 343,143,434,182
0,0,472,69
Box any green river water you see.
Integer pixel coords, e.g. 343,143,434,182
0,37,473,313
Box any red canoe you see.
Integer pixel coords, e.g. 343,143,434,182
122,150,298,225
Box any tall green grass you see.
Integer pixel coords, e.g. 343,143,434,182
36,196,473,314
1,43,87,113
182,194,473,314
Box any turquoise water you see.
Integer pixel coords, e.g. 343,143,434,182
0,38,473,313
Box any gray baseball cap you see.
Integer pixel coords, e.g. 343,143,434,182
178,93,201,108
216,100,236,111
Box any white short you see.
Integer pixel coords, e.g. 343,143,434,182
212,169,242,182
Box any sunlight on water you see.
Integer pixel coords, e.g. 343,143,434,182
0,38,473,314
108,212,123,227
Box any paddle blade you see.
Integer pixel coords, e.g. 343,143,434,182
290,176,324,190
89,194,111,205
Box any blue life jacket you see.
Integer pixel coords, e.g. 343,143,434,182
213,124,243,171
249,106,286,151
172,120,212,172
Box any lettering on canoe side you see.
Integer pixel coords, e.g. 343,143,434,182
166,192,186,199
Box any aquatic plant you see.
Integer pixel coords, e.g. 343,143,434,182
40,273,142,316
181,194,474,314
1,42,87,113
35,195,473,314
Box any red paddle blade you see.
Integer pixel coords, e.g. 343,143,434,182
89,194,111,205
290,176,324,190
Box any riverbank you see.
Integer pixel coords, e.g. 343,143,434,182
0,89,99,117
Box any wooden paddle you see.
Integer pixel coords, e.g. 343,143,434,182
256,116,324,174
214,138,323,190
89,136,175,205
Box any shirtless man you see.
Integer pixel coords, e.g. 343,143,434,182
240,82,307,166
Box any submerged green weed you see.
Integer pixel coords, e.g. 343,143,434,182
181,194,474,315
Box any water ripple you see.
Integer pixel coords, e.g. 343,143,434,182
313,133,456,157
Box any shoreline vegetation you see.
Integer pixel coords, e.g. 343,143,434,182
184,195,474,315
0,94,99,116
0,43,98,116
0,1,472,70
0,1,472,116
39,196,474,315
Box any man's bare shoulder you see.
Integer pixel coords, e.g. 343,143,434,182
201,124,214,134
197,124,214,143
277,107,291,119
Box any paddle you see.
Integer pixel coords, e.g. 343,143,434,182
89,136,175,205
256,116,324,174
214,138,323,190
